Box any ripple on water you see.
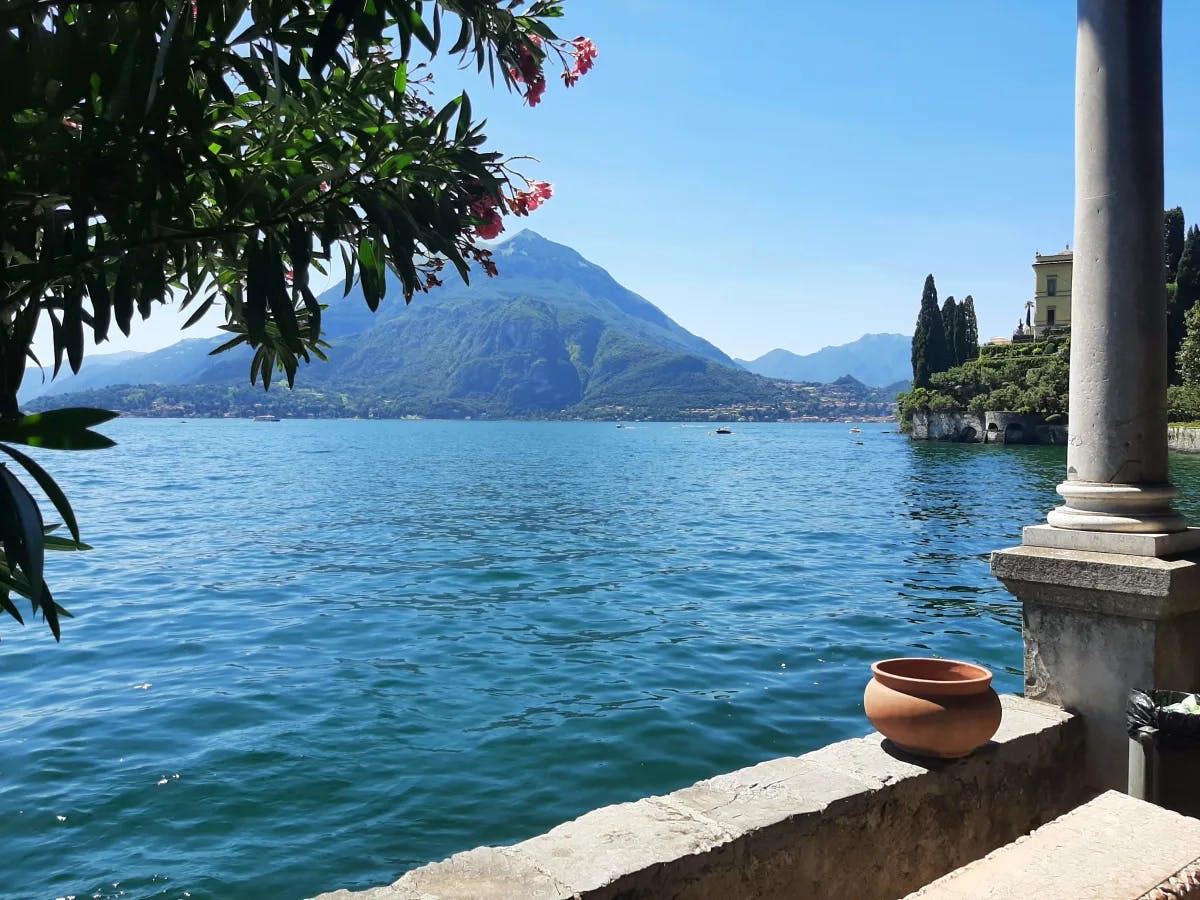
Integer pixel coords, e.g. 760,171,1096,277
0,420,1129,899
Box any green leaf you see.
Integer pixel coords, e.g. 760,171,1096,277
358,236,384,311
183,294,218,329
87,270,112,343
245,244,270,342
378,152,413,178
0,409,118,451
455,91,472,142
0,443,82,544
311,0,364,74
63,283,85,374
393,61,407,95
209,334,248,356
449,18,471,55
0,465,44,609
44,535,92,552
408,7,437,53
433,95,461,133
113,263,135,337
0,590,25,627
36,581,64,640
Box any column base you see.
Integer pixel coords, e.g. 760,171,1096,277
1023,524,1200,557
1047,481,1188,534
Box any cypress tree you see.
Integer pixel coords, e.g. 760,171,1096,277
1169,225,1200,382
1166,207,1186,284
912,274,949,388
941,295,958,367
956,296,979,363
1179,225,1200,307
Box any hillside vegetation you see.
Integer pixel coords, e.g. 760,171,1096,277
897,337,1070,424
37,374,900,421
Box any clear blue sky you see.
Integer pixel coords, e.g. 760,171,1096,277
67,1,1200,363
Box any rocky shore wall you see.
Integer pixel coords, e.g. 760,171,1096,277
1168,425,1200,454
911,411,1067,445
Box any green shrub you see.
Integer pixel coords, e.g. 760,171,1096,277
898,338,1069,417
1168,385,1200,423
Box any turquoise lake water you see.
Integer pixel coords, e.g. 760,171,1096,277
7,419,1200,900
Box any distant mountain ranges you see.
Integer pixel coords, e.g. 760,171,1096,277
736,333,912,391
23,232,909,421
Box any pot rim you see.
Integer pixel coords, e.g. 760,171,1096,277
871,657,993,696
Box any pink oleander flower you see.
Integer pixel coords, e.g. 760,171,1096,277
572,37,597,75
469,192,505,239
509,181,553,216
319,181,330,192
562,37,598,87
475,209,504,240
510,38,547,106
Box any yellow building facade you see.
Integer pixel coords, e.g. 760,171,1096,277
1032,248,1072,333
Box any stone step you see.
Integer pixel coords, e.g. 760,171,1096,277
904,790,1200,900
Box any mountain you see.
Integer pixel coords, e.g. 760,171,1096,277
25,232,900,420
737,333,912,388
18,339,232,404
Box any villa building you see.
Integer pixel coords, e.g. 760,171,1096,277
1032,248,1073,334
1008,247,1073,342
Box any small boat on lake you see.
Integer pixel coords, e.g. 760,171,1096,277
849,427,863,434
253,414,280,422
715,427,733,435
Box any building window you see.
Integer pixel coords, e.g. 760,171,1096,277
1047,276,1058,296
1047,307,1057,327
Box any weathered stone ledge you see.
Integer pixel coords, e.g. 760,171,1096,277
911,411,1066,445
311,695,1089,900
1169,425,1200,454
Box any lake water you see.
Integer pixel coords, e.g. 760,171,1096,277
7,420,1200,899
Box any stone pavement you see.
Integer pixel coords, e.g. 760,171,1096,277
905,790,1200,900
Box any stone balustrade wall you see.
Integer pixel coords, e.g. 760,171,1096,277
313,697,1090,900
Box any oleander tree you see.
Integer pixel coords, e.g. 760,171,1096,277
0,0,596,639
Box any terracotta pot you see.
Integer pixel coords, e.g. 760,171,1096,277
863,658,1002,759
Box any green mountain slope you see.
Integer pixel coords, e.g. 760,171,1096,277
27,232,900,420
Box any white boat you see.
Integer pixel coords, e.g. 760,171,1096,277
253,414,280,422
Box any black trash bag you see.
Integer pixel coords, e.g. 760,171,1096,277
1127,689,1200,747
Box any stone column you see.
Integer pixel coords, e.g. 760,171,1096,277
1045,0,1183,537
992,0,1200,793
